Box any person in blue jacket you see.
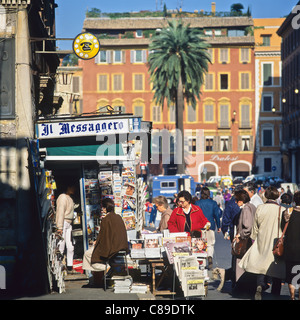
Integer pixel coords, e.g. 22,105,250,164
195,187,221,269
213,185,243,291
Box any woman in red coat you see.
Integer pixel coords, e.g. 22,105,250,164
168,190,210,235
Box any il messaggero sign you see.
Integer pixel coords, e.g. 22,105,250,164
36,118,141,139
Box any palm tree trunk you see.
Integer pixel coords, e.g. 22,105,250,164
175,75,185,174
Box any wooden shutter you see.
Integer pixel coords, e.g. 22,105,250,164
241,105,250,128
99,75,107,91
220,105,229,128
205,105,213,122
241,73,249,89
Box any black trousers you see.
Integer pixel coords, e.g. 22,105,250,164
257,274,281,295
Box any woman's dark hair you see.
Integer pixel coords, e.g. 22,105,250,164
102,198,115,213
294,191,300,206
281,193,292,205
264,186,279,200
200,187,211,200
177,190,192,203
234,189,250,204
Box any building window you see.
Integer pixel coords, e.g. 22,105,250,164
133,74,144,91
113,50,122,63
113,105,126,113
205,138,213,152
72,76,80,93
220,137,229,151
240,104,250,128
264,158,272,172
219,104,229,128
205,73,214,90
188,137,197,152
262,94,273,112
240,48,250,63
169,105,175,122
112,74,123,91
242,136,250,151
95,50,112,64
204,104,214,122
134,105,144,118
219,48,229,63
207,48,214,63
263,63,272,86
262,35,271,46
187,105,196,122
136,30,143,37
130,50,147,63
152,105,161,122
240,73,250,90
98,74,108,91
263,128,273,146
220,74,229,90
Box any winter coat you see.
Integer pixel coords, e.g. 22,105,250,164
194,198,220,231
238,201,286,279
167,204,209,236
237,202,256,240
283,207,300,262
221,197,241,239
55,193,74,230
158,207,172,231
91,212,128,264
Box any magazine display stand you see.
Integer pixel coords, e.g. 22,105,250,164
129,230,209,298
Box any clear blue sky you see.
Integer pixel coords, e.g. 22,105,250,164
55,0,298,50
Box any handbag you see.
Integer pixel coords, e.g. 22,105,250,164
272,207,289,258
231,237,251,259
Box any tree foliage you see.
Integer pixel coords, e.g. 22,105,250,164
148,19,211,109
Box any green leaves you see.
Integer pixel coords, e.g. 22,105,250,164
148,19,211,109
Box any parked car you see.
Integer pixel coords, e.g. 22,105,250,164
220,176,233,188
243,174,268,187
267,176,284,187
206,176,221,187
232,176,244,185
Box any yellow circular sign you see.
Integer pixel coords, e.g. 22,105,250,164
72,33,100,60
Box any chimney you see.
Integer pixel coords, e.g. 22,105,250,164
211,2,216,14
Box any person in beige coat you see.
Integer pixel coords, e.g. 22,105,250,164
56,184,77,274
154,196,172,232
238,186,286,300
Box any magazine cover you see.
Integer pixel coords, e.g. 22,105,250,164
191,238,208,254
123,215,136,230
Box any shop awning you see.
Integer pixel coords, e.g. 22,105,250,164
45,144,129,161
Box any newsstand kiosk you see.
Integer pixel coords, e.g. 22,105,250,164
34,113,151,292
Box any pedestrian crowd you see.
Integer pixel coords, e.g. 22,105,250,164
144,181,300,300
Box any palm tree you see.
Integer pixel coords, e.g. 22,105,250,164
148,20,211,174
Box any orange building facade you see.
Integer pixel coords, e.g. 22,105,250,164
80,15,256,182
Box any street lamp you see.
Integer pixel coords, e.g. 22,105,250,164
272,107,276,113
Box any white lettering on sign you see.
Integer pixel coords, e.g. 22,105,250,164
36,118,140,139
209,155,239,162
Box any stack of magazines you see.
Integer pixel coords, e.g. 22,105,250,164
113,275,133,294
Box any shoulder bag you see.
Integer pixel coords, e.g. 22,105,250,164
273,206,289,258
231,237,252,259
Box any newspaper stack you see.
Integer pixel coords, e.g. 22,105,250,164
131,283,149,294
113,275,133,293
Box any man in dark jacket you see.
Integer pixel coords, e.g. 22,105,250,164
195,187,221,269
83,198,128,286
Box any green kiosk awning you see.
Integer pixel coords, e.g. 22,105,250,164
45,144,128,161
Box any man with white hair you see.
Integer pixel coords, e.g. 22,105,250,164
243,182,263,208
